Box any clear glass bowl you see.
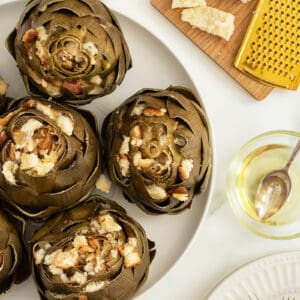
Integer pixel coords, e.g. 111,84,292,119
227,130,300,239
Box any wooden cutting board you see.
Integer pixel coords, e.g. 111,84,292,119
150,0,273,100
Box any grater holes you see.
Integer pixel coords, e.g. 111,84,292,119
239,0,299,86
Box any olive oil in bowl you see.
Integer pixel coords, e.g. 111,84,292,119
227,131,300,239
236,144,300,225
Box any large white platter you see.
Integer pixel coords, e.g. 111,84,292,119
0,0,214,299
208,250,300,300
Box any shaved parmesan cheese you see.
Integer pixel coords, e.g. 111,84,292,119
2,161,18,185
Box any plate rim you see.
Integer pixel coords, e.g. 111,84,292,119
207,249,300,299
0,0,216,298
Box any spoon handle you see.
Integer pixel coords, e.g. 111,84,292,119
284,139,300,171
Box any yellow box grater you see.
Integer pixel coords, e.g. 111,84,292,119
234,0,300,90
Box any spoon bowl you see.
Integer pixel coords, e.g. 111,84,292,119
254,139,300,221
255,170,291,221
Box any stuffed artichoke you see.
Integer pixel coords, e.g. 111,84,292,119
102,86,212,214
31,194,154,300
7,0,132,105
0,97,101,219
0,209,27,294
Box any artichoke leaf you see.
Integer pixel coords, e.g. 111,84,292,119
0,209,29,294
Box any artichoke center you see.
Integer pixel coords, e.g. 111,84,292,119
53,39,92,76
116,103,195,201
9,119,60,177
33,214,141,291
1,100,74,184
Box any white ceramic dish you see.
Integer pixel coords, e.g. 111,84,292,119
207,250,300,300
0,1,214,299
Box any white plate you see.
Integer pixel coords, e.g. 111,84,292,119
208,250,300,300
0,1,214,299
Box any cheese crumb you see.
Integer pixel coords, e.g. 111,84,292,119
179,159,194,180
90,75,102,85
98,215,122,233
36,102,74,136
2,161,18,185
117,155,130,177
73,235,88,249
181,6,235,41
34,249,46,265
36,26,49,42
34,243,51,265
83,42,99,57
44,248,79,269
119,136,130,155
85,281,107,293
20,153,55,176
131,104,146,116
172,0,206,8
14,119,43,151
48,265,63,276
69,271,87,285
95,174,111,193
124,252,142,268
56,115,74,136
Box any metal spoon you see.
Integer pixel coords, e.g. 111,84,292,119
255,139,300,221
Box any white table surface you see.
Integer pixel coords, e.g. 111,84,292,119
100,1,300,299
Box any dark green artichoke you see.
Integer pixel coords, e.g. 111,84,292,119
0,76,8,99
31,194,155,300
102,86,212,214
0,97,101,219
0,209,28,294
0,75,8,114
7,0,132,105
